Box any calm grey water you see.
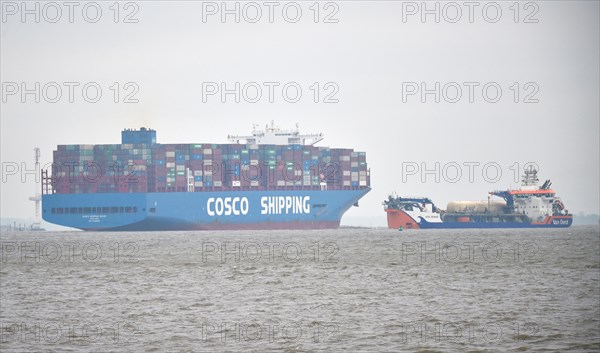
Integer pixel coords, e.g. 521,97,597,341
1,226,599,352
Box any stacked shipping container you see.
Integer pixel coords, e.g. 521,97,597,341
50,134,370,194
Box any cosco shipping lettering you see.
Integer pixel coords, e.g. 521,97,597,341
41,124,371,231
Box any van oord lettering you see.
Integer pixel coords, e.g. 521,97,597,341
261,196,310,215
207,197,249,216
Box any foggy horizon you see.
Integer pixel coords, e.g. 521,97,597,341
1,1,599,227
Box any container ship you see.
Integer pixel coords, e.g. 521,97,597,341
42,123,370,231
384,167,572,229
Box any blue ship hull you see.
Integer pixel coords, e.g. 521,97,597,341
386,209,572,229
42,188,370,231
416,216,573,229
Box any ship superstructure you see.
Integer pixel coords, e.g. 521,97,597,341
227,121,324,146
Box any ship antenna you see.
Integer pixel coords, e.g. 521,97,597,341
521,165,539,187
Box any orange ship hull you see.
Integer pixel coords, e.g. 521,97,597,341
386,209,420,229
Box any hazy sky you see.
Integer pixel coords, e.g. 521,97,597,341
1,1,599,227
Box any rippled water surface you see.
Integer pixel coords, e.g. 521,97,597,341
1,226,599,352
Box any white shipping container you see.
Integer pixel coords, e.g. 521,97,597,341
213,181,222,187
277,181,285,186
351,162,358,168
194,171,202,176
359,180,367,186
176,165,185,171
343,170,350,176
166,151,175,158
203,149,213,154
343,181,351,186
203,160,213,165
251,181,260,186
194,181,203,187
351,172,358,178
232,181,241,187
167,162,175,168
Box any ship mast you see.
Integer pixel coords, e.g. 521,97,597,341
521,165,539,188
28,148,42,230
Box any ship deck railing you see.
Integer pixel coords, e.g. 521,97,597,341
188,185,370,192
42,183,371,194
444,212,527,217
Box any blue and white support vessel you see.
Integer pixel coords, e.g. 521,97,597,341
384,167,572,229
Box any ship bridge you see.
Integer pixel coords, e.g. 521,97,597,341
122,127,157,144
227,121,324,146
489,166,555,206
489,166,567,219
